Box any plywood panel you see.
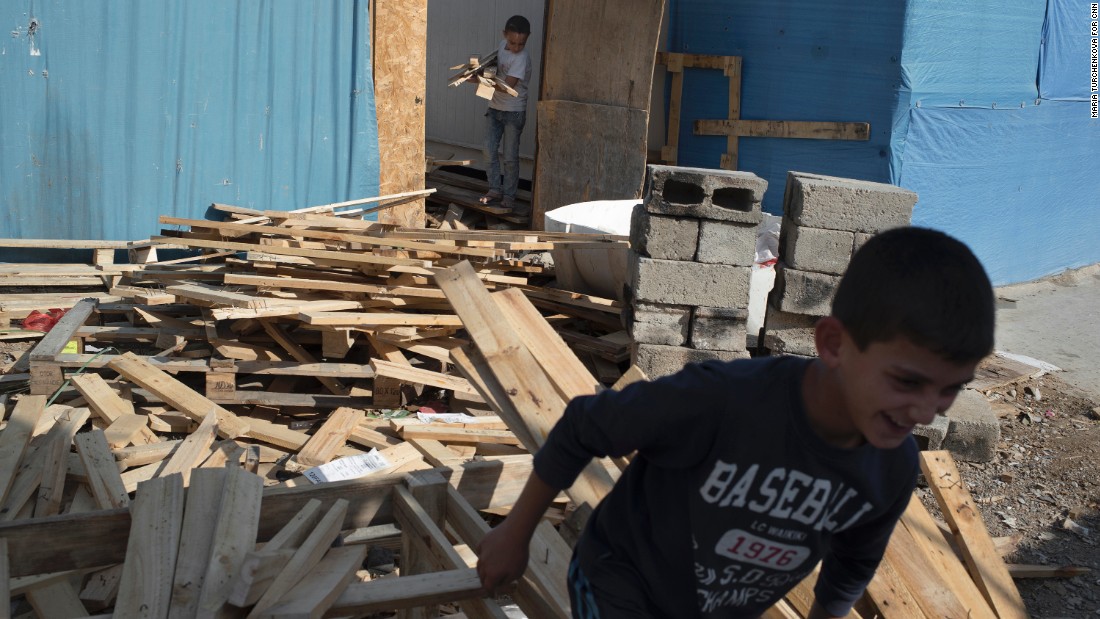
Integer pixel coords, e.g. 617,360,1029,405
541,0,665,110
375,0,429,228
533,100,648,222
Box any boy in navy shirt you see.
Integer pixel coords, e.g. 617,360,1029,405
476,227,995,618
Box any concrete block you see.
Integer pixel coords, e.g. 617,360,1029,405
629,204,700,261
770,264,841,316
784,171,917,233
779,219,855,275
761,306,819,356
941,389,1000,462
644,165,766,225
696,220,757,266
853,232,875,255
912,414,950,451
627,302,691,346
690,307,748,351
631,343,750,379
629,253,751,308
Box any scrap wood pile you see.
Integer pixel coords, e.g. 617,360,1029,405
0,198,628,617
0,198,1048,618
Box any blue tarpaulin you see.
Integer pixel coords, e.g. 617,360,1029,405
0,2,379,242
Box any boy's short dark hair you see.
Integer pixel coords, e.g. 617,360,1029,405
504,15,531,35
831,226,994,363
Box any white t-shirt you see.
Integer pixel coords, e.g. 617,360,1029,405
490,39,532,112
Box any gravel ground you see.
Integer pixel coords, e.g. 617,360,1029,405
919,373,1100,618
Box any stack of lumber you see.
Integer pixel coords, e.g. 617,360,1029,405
0,206,1057,617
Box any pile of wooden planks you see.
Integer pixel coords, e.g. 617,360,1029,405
0,205,1058,617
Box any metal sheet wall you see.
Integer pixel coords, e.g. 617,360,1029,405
0,1,378,241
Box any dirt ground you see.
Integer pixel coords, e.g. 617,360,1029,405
918,373,1100,618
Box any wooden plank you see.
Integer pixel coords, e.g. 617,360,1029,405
25,579,89,618
532,100,648,226
294,408,362,467
371,359,479,396
898,496,997,617
260,545,368,619
399,424,521,446
300,311,463,327
0,437,49,521
862,550,926,618
157,411,218,486
80,564,125,611
227,499,324,607
491,288,601,400
244,417,312,452
436,262,614,510
114,474,186,619
373,0,428,228
35,407,91,518
108,352,251,439
694,119,871,141
21,298,96,367
920,451,1026,618
114,441,181,470
328,568,491,616
1007,564,1092,578
0,395,47,507
878,496,991,619
168,468,227,619
167,283,275,309
968,355,1039,392
74,430,131,509
193,466,265,616
408,439,467,468
103,413,151,449
246,499,350,618
542,0,663,111
660,52,684,164
444,485,570,619
151,235,429,269
71,373,137,421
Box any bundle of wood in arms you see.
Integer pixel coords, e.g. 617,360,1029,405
447,50,518,100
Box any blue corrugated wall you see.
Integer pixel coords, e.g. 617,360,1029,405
0,1,379,242
668,0,1099,285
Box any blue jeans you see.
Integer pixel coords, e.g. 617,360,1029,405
485,108,526,199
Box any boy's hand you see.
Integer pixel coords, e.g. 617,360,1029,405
476,520,531,594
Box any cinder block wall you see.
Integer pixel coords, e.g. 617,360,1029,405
625,166,766,378
763,172,917,356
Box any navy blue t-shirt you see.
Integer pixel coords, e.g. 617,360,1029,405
533,356,917,618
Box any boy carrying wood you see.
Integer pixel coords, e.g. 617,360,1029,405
476,227,996,618
476,15,532,215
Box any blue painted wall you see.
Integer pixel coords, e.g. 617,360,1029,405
0,2,379,242
668,0,1099,284
668,0,907,213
